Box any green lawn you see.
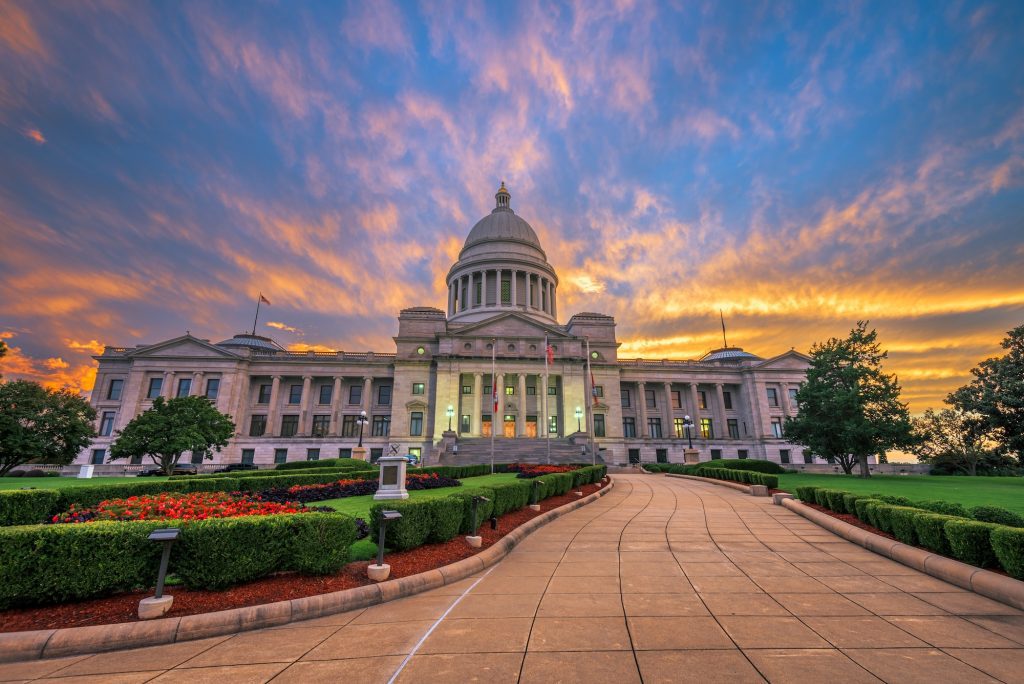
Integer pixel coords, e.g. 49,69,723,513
777,473,1024,514
318,472,520,518
0,475,169,490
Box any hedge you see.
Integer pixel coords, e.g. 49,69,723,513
970,505,1024,528
490,480,533,516
945,519,1001,568
0,489,63,526
711,458,786,474
276,458,376,471
690,467,778,489
992,527,1024,580
912,513,958,555
448,487,497,534
179,466,376,480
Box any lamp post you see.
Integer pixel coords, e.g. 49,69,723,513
368,510,402,581
574,406,582,432
466,494,490,547
446,405,454,431
683,415,695,449
139,527,179,619
357,410,368,447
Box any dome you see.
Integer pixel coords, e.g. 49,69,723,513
700,347,761,362
460,183,544,257
216,333,285,352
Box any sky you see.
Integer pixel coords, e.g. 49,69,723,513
1,0,1022,418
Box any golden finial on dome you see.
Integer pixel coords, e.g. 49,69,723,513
495,181,510,209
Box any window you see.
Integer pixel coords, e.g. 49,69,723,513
505,385,515,395
727,419,739,439
462,385,472,394
338,448,352,459
483,384,492,396
409,447,421,461
594,414,605,437
91,448,105,465
527,385,537,395
474,280,482,305
412,382,425,395
788,388,798,405
378,385,392,405
370,448,383,463
319,384,332,405
738,449,749,459
312,415,330,437
771,417,783,438
342,415,358,437
307,448,320,461
249,415,267,437
258,384,272,403
700,418,714,439
549,415,558,434
594,386,604,398
656,448,668,463
190,450,204,464
147,377,163,399
280,415,299,437
130,454,143,465
501,279,511,303
623,417,636,438
803,450,813,464
410,411,423,436
241,449,255,464
698,391,707,410
645,389,656,409
671,390,682,409
349,385,362,404
767,388,779,407
460,415,470,433
99,411,115,436
548,386,557,395
710,449,722,460
723,391,732,410
372,415,390,436
780,449,791,464
274,448,288,464
648,417,662,439
621,389,631,408
507,344,515,352
107,379,124,400
205,378,220,400
288,385,302,404
176,378,191,398
674,417,685,438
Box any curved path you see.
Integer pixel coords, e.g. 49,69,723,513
4,475,1024,683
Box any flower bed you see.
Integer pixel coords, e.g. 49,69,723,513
511,464,576,479
259,472,461,505
51,492,304,524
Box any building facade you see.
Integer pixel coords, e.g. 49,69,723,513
78,184,819,468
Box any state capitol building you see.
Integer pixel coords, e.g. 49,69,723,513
78,184,815,468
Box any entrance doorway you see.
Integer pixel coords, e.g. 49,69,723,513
503,415,516,438
526,416,538,438
482,417,492,437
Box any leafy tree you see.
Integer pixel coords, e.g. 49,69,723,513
0,380,97,476
911,407,1003,476
109,396,235,475
785,321,916,477
948,324,1024,461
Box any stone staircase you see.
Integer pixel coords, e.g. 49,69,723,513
438,437,603,465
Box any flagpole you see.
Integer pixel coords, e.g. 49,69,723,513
545,335,550,464
490,338,496,474
252,293,263,335
586,337,595,466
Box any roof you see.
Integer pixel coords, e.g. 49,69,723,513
215,333,286,352
463,207,542,252
700,347,762,362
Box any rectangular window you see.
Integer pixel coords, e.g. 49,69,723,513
594,414,606,437
378,385,392,405
656,448,668,463
548,386,557,395
372,415,390,436
319,384,333,405
648,417,662,439
700,417,714,439
342,415,358,437
623,417,636,438
147,377,163,399
501,279,511,304
548,415,558,434
312,415,330,437
99,411,115,436
307,448,320,461
249,415,267,437
645,389,656,409
190,450,204,464
483,384,492,396
410,411,423,436
241,449,255,465
527,385,537,395
91,449,106,465
409,447,421,461
788,388,799,405
723,391,732,410
767,388,779,407
280,415,299,437
727,419,739,439
205,378,220,400
176,378,191,398
258,384,272,403
771,417,783,438
698,391,707,410
621,389,631,408
738,449,749,459
412,382,425,395
711,449,722,460
288,385,302,404
474,281,482,306
370,448,383,463
460,414,470,433
349,385,362,404
274,448,288,464
505,385,515,395
803,450,813,464
107,379,124,400
674,417,684,438
595,385,604,398
671,390,682,409
462,384,472,394
780,449,791,464
338,448,352,459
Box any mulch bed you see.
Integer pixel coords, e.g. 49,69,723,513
0,481,606,633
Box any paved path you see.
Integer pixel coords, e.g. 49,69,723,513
4,475,1024,683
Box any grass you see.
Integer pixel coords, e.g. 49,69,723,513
777,473,1024,515
318,472,520,518
0,475,169,490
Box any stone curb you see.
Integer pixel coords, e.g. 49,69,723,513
665,473,754,495
0,479,615,664
781,497,1024,611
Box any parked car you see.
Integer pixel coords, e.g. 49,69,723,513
213,463,259,473
138,464,198,477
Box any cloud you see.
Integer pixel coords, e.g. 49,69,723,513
266,321,302,334
0,0,48,59
21,127,44,144
0,337,97,395
66,339,105,355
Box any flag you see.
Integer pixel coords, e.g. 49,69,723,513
492,381,498,412
546,340,554,365
591,370,599,405
259,294,271,306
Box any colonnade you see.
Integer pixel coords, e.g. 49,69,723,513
447,268,556,318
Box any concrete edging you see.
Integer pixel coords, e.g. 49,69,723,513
781,497,1024,611
665,472,754,495
0,478,615,663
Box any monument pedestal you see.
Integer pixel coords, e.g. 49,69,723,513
373,455,409,500
683,449,700,464
352,446,368,462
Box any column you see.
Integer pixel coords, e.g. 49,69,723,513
299,375,313,435
714,383,727,440
540,278,547,313
663,382,674,438
234,375,252,437
267,375,282,436
551,284,556,319
163,371,176,399
448,282,455,315
637,381,649,437
525,273,532,309
779,383,792,415
517,373,527,436
472,372,483,435
190,372,203,396
362,376,373,416
329,376,343,435
511,269,518,309
689,383,702,439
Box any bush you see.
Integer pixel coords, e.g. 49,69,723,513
945,519,1001,568
794,486,819,503
824,490,848,513
813,488,832,507
411,465,491,479
489,480,532,516
874,494,913,506
368,499,433,551
286,513,358,575
426,497,464,543
871,503,899,533
912,513,957,555
760,474,779,489
173,515,293,589
712,459,786,474
275,458,376,471
888,507,922,545
5,471,25,478
970,505,1024,528
913,500,969,518
449,488,497,534
856,499,884,528
842,493,868,516
992,527,1024,580
0,489,63,526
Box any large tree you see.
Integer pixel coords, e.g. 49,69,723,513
911,407,1003,476
0,380,97,476
785,321,916,477
948,324,1024,461
109,396,235,474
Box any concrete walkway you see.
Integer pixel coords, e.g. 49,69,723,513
4,474,1024,683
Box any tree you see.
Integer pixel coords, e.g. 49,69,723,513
948,324,1024,461
0,380,97,476
109,396,235,475
911,407,1003,476
785,321,916,477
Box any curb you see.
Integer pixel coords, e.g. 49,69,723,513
781,497,1024,611
665,472,753,495
0,479,615,663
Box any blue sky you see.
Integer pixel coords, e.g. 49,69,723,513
1,0,1022,412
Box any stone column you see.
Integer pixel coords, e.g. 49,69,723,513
362,376,373,416
329,376,343,435
779,383,792,415
234,375,251,437
551,284,556,319
517,373,527,436
163,371,176,399
689,383,702,438
448,283,454,315
525,272,532,309
190,371,203,396
267,376,282,436
473,372,483,435
511,269,518,309
637,381,649,437
663,382,674,437
297,375,312,435
715,383,728,440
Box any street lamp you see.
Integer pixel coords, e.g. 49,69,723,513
357,410,368,447
368,509,402,581
682,415,695,449
446,404,454,431
139,527,179,619
574,406,582,432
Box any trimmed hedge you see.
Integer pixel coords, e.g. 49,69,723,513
368,499,434,551
276,458,375,471
426,497,464,544
912,513,958,555
449,487,497,534
945,519,1001,568
794,486,819,503
691,467,778,489
970,505,1024,528
0,489,62,526
490,480,533,515
992,527,1024,580
914,499,969,518
888,506,922,545
710,458,786,474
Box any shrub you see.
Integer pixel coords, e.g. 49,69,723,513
0,489,62,526
970,505,1024,528
888,507,922,545
871,503,899,533
813,489,832,507
489,480,532,515
760,474,779,489
945,519,1001,568
275,458,375,471
368,499,433,551
824,490,848,513
992,527,1024,580
285,513,357,574
173,515,293,589
712,458,786,474
794,486,819,503
912,513,958,555
842,493,867,516
913,500,969,518
874,494,913,506
857,499,884,528
449,487,497,534
426,497,464,543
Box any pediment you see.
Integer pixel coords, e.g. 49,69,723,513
754,350,811,370
451,313,570,341
405,399,430,410
127,335,241,359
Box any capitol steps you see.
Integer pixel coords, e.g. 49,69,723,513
438,437,602,465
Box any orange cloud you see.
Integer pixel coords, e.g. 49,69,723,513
66,339,105,355
0,0,48,59
266,321,301,334
0,339,97,395
22,128,45,144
